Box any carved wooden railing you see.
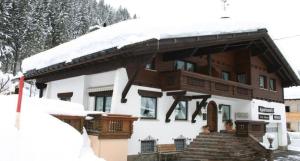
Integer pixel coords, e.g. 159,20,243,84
160,70,253,100
52,115,85,133
85,113,138,139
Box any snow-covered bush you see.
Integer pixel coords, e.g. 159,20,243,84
0,71,13,94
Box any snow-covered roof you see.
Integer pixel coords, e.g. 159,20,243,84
22,18,264,72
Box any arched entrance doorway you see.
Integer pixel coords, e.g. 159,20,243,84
207,101,218,132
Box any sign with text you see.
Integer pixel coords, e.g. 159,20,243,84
235,112,249,120
258,106,274,113
259,114,270,120
273,115,281,120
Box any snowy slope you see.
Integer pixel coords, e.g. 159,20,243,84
22,18,264,72
0,95,105,161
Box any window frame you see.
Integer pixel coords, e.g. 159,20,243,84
174,60,196,72
237,73,247,84
220,104,231,122
140,140,156,154
285,106,290,112
175,101,188,121
140,96,158,119
174,138,186,151
221,71,230,81
94,96,112,112
57,92,73,102
259,75,267,89
269,78,276,91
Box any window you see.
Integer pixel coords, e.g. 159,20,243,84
221,104,231,121
259,75,267,89
174,60,195,72
175,101,188,120
285,106,290,112
237,73,246,84
141,140,155,153
89,90,113,112
57,92,73,102
95,96,112,112
141,97,157,119
269,79,276,91
145,59,156,70
221,71,230,81
174,139,186,151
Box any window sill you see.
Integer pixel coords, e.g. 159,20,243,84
175,119,189,121
140,117,158,120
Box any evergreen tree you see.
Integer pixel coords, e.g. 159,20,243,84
0,0,132,74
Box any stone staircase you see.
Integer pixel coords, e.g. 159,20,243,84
179,133,267,161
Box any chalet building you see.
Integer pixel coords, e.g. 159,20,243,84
285,99,300,131
23,19,299,161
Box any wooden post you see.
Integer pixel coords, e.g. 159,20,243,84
15,76,25,129
207,54,212,76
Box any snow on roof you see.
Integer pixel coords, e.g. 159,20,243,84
22,18,264,72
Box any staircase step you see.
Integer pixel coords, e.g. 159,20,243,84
179,133,267,161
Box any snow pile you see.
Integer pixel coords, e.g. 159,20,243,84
288,132,300,151
22,18,264,72
0,95,105,161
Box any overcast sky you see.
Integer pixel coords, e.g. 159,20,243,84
106,0,300,98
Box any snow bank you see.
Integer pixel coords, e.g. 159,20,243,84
0,95,105,161
22,18,264,72
288,132,300,151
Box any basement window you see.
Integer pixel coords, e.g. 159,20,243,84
174,138,186,151
141,140,155,153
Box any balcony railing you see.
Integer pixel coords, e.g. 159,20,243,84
160,70,253,100
85,113,138,139
52,115,85,133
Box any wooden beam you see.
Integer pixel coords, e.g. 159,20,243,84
191,95,210,123
166,90,186,96
35,82,47,98
165,94,211,123
207,54,212,76
165,97,180,123
121,63,143,103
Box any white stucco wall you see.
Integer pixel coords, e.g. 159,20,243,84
42,67,288,154
251,99,287,149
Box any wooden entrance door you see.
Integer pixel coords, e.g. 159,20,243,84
207,101,218,132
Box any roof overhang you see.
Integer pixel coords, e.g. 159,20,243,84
24,29,300,87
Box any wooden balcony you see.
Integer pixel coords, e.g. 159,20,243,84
160,70,253,100
85,113,138,139
53,115,85,133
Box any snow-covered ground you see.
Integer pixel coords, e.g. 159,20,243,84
288,132,300,152
0,95,105,161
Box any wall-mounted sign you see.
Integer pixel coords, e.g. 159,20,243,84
273,115,281,120
258,106,274,113
259,114,270,120
235,112,249,120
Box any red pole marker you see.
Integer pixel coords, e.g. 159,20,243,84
16,76,25,113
